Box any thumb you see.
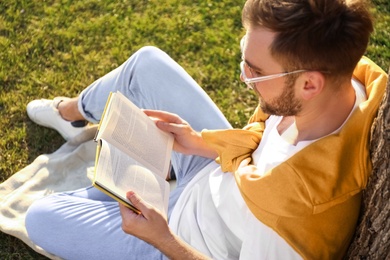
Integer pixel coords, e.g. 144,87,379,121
126,191,151,216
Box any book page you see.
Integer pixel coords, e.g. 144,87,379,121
96,92,173,179
95,139,170,216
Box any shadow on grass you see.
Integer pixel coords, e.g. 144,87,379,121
24,119,66,165
0,232,48,260
0,119,66,259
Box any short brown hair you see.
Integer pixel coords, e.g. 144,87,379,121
242,0,373,77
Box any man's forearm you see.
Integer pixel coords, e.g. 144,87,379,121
155,231,210,260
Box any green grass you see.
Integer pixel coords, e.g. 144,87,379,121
0,0,389,258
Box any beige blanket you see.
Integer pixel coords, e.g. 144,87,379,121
0,126,98,259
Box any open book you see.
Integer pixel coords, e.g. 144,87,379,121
93,91,173,216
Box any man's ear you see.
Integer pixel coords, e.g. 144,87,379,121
299,71,325,100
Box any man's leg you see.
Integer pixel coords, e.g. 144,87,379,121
30,45,231,210
26,46,231,258
26,186,163,260
30,45,232,207
78,46,230,131
74,46,231,195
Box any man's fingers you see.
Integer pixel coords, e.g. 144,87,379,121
155,121,187,135
126,191,152,217
143,109,183,124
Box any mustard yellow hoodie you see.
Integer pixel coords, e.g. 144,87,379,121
202,57,387,259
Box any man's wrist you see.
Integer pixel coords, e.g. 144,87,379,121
153,229,176,250
153,231,210,260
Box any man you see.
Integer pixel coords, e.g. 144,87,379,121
25,0,387,259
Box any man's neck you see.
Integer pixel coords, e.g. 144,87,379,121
278,82,356,145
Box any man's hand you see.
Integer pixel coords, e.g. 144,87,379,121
143,110,218,159
119,191,171,246
119,191,210,260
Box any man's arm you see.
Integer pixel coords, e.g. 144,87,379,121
143,109,218,159
119,191,210,260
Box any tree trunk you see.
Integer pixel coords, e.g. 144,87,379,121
345,69,390,259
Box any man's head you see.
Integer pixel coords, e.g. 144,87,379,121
242,0,373,78
241,28,305,116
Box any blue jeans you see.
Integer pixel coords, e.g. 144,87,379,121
25,46,231,259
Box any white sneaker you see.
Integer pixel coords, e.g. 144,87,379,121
26,97,87,141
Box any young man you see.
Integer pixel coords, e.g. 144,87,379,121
25,0,387,259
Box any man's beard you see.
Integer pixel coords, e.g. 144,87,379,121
257,76,302,116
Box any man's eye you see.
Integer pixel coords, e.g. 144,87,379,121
252,70,262,77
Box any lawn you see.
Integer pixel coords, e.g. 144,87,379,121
0,0,389,258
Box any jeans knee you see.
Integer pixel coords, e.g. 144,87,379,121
132,46,170,70
25,194,64,246
136,46,165,58
25,198,49,244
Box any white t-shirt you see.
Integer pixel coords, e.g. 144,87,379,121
169,79,366,259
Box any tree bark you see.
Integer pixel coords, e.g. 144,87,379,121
345,69,390,259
